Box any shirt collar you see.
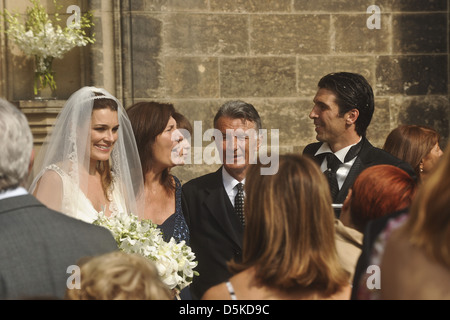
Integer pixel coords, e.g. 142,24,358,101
0,187,28,201
314,137,362,163
222,166,245,194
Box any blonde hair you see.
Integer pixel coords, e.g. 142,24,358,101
401,147,450,268
65,251,172,300
229,154,349,295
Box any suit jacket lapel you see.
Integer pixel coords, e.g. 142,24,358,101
303,142,323,166
313,153,327,167
203,168,243,250
335,137,373,203
336,157,363,203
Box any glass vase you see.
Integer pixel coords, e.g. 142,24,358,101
34,56,57,100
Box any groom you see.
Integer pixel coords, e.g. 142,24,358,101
303,72,415,217
0,98,118,299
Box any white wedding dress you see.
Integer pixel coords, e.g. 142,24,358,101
45,164,127,224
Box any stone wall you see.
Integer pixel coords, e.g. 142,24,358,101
1,0,449,183
115,0,449,182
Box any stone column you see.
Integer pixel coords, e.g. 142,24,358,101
89,0,117,96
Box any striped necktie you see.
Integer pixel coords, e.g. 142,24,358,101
234,183,245,227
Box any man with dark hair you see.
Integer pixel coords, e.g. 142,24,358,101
182,100,261,299
303,72,415,217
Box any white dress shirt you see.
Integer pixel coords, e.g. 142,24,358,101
222,167,245,208
0,187,28,201
314,137,362,189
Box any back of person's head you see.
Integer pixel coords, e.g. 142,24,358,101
65,251,172,300
213,100,262,131
349,165,417,232
318,72,374,136
172,112,192,135
402,147,450,268
230,154,349,295
383,124,441,178
0,98,33,192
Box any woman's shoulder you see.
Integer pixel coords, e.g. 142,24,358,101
205,269,262,300
31,163,77,196
42,163,68,177
171,175,181,187
35,164,65,184
172,175,183,199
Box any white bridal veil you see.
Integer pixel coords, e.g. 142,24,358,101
28,87,145,221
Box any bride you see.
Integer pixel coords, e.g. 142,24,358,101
29,87,145,223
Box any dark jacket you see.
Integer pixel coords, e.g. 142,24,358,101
182,167,243,299
0,194,118,299
303,136,416,205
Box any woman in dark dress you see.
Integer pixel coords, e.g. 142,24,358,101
127,102,192,299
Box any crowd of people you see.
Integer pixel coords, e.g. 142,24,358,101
0,71,448,300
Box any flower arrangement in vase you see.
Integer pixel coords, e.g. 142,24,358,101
1,0,95,99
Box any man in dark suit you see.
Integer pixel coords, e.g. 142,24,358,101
0,98,118,299
182,100,261,299
303,72,415,217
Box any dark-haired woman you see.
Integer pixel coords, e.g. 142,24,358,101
29,87,144,223
127,102,193,299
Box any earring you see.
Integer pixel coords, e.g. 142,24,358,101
419,162,424,173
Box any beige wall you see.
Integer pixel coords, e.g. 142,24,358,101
1,0,449,183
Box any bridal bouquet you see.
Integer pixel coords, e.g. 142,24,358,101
93,211,198,294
